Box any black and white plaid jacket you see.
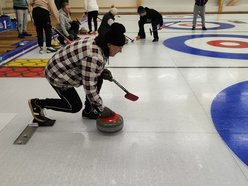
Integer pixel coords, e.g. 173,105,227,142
45,37,108,111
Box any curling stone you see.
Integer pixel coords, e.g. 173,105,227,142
96,113,124,133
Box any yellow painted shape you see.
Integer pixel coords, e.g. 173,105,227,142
4,59,49,67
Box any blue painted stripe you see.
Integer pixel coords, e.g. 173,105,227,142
163,21,235,30
163,34,248,60
211,81,248,166
0,40,37,64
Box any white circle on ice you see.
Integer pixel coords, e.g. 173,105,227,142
185,37,248,54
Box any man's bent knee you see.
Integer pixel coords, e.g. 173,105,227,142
71,102,82,113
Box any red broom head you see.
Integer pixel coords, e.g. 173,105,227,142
125,93,139,101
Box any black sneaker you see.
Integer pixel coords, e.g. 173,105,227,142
202,27,207,30
192,27,195,30
152,38,159,42
28,99,46,122
47,47,57,53
23,32,32,36
58,36,65,45
82,109,99,119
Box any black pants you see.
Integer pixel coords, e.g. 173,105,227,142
68,21,80,39
70,20,80,35
57,21,80,44
87,11,98,32
138,20,159,39
32,7,52,47
38,74,103,113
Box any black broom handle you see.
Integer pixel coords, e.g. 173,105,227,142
112,79,129,94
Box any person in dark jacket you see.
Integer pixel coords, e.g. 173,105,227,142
192,0,208,30
13,0,32,38
136,6,163,42
98,6,118,37
28,23,126,122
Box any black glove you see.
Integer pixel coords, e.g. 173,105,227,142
100,107,114,118
67,34,74,41
101,69,113,81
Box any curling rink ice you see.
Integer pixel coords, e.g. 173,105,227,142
0,14,248,185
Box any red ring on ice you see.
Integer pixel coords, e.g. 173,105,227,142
179,23,202,27
166,15,185,18
207,40,248,48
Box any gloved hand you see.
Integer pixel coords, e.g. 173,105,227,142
67,34,74,41
158,25,163,30
100,107,114,118
75,19,81,25
101,69,113,81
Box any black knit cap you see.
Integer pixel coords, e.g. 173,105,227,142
105,23,126,46
137,6,146,14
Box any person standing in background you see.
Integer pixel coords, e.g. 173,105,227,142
84,0,99,34
192,0,208,30
13,0,32,38
30,0,60,54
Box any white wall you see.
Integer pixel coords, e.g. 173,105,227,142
70,0,137,9
141,0,248,13
70,0,139,13
70,0,248,13
221,0,248,12
1,0,247,13
1,0,13,13
142,0,216,12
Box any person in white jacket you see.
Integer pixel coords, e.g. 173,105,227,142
84,0,99,34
